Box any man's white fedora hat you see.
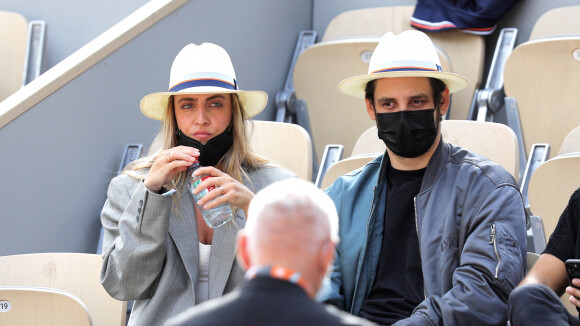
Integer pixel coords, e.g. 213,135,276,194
140,43,267,120
338,30,468,98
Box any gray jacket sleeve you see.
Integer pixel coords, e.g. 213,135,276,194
396,184,527,326
100,174,173,300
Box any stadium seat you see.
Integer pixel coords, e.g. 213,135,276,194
350,126,385,157
0,11,28,102
0,287,92,326
527,154,580,253
0,253,127,326
351,120,519,180
481,6,580,183
319,153,379,190
248,120,313,181
529,5,580,41
526,252,540,273
559,126,580,156
321,6,485,121
293,37,451,164
503,36,580,160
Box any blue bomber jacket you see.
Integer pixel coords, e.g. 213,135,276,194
322,140,527,326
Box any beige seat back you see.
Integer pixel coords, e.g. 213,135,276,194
559,126,580,156
351,126,385,157
529,6,580,41
0,253,126,326
320,154,379,189
0,287,92,326
504,37,580,158
0,11,28,102
528,154,580,243
352,120,519,179
441,120,519,179
322,6,484,121
293,37,451,163
528,154,580,315
247,120,313,181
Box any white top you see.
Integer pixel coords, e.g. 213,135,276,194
195,243,211,303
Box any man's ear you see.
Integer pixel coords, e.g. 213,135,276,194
318,240,335,275
438,88,450,116
366,98,377,121
236,232,250,271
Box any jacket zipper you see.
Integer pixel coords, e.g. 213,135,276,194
489,224,500,278
352,185,378,313
414,197,426,298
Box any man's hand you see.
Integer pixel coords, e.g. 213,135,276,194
565,278,580,308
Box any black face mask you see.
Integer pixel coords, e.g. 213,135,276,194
376,108,438,158
177,128,234,166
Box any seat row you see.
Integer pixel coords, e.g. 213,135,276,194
282,5,580,181
269,5,580,254
0,10,46,102
0,252,126,326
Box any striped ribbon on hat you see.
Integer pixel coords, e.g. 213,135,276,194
169,72,238,92
371,59,442,74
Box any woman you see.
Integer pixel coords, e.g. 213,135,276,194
100,43,295,326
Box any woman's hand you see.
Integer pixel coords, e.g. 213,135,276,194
144,146,199,193
191,166,254,216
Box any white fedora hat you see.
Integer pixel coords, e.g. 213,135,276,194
338,30,468,98
140,43,268,120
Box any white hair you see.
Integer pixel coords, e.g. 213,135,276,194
246,178,339,243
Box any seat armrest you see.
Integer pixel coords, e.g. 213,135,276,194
471,28,518,122
520,144,550,218
529,215,547,254
117,143,143,172
275,30,317,123
22,20,46,86
314,144,344,188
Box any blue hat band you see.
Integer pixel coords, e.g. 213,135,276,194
169,78,238,92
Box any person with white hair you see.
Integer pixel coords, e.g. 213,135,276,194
165,178,375,326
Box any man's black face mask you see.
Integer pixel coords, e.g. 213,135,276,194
375,108,437,158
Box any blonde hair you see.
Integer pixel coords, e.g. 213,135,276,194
124,94,269,190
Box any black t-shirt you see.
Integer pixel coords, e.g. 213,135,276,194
543,188,580,313
359,164,425,325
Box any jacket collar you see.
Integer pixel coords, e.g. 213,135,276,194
421,139,448,192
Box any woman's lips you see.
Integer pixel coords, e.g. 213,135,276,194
192,131,212,140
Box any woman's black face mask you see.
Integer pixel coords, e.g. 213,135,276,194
375,108,437,158
177,128,233,166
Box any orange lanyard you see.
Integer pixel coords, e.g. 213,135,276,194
245,265,313,297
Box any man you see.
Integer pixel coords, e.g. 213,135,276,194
321,30,527,325
508,187,580,325
164,179,375,326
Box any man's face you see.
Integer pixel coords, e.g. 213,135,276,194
365,77,448,121
365,77,451,160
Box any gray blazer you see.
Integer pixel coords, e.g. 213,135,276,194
100,165,295,326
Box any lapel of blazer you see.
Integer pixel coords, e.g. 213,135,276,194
208,210,245,299
168,184,199,296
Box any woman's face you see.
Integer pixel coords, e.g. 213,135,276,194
174,93,233,145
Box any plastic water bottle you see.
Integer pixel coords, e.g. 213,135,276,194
187,160,233,228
